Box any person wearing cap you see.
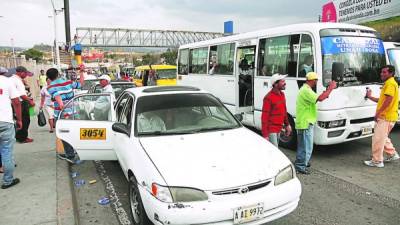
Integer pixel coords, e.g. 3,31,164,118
46,66,85,163
0,66,23,189
295,72,337,175
364,65,399,168
9,66,35,143
93,75,114,120
261,74,291,147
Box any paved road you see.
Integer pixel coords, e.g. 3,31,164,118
70,127,400,225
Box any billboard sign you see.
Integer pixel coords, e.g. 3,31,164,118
322,0,400,24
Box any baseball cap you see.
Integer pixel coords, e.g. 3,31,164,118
15,66,33,76
0,67,8,75
306,72,318,80
270,74,287,85
99,74,111,82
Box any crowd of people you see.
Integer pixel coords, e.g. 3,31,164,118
261,65,399,174
0,64,398,189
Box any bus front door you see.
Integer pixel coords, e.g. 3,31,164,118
236,45,256,124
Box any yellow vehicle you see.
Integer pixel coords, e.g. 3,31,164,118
133,64,177,86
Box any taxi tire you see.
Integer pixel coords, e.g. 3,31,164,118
129,176,153,225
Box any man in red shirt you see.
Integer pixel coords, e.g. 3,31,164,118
261,74,292,147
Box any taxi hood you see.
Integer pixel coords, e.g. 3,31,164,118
138,127,291,191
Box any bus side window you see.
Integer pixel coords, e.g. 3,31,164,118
298,34,314,78
259,34,300,77
178,49,189,75
190,47,208,74
209,43,235,75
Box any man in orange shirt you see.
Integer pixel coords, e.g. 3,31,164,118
364,65,399,168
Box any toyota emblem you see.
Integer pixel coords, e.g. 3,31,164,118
238,186,249,194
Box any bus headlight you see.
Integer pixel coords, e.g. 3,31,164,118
274,165,295,186
318,119,346,129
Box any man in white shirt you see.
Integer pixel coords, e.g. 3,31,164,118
0,67,23,189
93,75,115,120
9,66,35,143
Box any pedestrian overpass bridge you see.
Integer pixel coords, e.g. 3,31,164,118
75,27,224,48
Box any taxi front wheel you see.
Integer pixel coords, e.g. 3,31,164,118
129,176,153,225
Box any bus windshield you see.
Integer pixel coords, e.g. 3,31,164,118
156,69,176,79
321,36,386,87
387,49,400,77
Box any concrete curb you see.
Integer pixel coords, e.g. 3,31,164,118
56,159,80,225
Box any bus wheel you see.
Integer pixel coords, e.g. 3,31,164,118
279,115,297,150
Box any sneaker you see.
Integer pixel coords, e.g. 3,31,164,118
296,169,310,175
57,154,75,164
1,178,20,189
21,138,34,144
364,160,384,168
384,152,400,162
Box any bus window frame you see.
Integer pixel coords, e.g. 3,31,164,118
255,32,316,80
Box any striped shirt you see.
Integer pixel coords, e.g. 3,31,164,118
47,78,81,118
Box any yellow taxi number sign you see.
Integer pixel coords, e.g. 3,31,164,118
80,128,106,140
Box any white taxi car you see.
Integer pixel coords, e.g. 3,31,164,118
56,86,301,225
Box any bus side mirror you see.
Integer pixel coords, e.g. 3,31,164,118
332,62,344,82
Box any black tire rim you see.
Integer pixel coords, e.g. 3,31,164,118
130,184,141,223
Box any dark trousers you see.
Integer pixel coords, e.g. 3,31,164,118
16,100,30,142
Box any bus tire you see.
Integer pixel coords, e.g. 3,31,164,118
279,115,297,150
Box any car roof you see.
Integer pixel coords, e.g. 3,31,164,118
135,64,176,70
124,85,207,97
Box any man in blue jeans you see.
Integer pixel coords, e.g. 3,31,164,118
0,67,23,189
295,72,336,174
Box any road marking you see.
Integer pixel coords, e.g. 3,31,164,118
95,161,131,225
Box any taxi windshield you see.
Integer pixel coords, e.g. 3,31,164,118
156,69,176,79
135,93,241,136
321,36,386,87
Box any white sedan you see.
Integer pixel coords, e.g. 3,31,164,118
56,86,301,225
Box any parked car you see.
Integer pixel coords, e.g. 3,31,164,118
56,86,301,225
87,80,136,98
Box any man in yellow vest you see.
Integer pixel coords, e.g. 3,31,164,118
364,65,399,168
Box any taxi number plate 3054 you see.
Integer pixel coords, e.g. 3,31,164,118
233,203,264,224
80,128,106,140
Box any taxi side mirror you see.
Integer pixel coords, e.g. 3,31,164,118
234,114,243,122
112,122,130,136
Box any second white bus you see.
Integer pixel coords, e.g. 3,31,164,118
177,22,387,148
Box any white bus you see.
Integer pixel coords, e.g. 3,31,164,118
177,23,387,148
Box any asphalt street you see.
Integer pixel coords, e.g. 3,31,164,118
69,126,400,225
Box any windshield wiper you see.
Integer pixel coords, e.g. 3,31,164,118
138,130,195,136
192,126,237,133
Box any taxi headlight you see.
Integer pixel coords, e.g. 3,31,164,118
151,183,208,202
274,165,295,186
151,183,173,203
170,187,208,202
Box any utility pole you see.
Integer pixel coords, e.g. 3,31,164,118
50,0,62,70
64,0,71,47
11,38,17,67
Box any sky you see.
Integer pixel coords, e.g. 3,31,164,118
0,0,327,48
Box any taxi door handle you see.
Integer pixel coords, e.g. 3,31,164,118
59,128,70,133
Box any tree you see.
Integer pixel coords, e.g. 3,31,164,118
20,48,44,62
142,53,158,65
161,49,178,65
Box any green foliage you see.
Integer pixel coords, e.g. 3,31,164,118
142,53,158,65
19,48,44,62
161,49,178,65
